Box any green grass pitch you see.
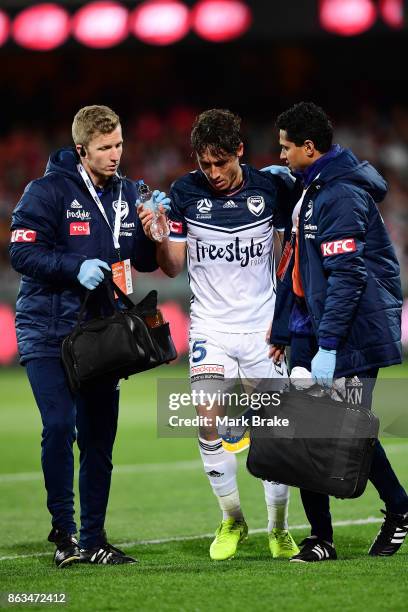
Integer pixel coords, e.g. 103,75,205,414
0,363,407,611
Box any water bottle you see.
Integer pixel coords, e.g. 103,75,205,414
138,184,170,242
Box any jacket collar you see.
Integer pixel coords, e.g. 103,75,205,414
298,144,344,188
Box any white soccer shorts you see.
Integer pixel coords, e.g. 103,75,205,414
189,328,288,389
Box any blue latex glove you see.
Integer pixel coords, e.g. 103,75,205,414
311,348,337,388
136,189,171,211
261,165,296,189
77,259,111,290
152,189,171,210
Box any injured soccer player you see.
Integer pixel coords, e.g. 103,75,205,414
138,109,299,561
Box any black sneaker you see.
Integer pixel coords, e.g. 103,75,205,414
290,536,337,563
80,531,137,565
368,509,408,556
48,528,80,569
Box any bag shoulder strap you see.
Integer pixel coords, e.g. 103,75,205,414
76,277,158,326
107,278,158,317
108,278,136,309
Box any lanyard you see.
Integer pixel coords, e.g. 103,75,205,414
77,163,122,254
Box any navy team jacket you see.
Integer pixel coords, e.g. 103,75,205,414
271,149,403,377
9,147,157,363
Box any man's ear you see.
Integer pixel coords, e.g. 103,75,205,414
237,142,244,159
76,144,86,158
304,140,315,158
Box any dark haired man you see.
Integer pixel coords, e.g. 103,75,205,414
270,101,408,562
9,105,169,567
138,108,299,561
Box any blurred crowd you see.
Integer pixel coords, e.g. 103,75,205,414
1,104,408,295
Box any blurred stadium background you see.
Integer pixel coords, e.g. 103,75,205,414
0,0,408,365
1,3,408,609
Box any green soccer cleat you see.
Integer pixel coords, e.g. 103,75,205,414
268,528,300,559
209,518,248,561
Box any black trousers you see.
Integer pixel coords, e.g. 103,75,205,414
292,333,408,543
26,357,120,549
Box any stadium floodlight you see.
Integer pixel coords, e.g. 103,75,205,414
11,3,70,50
72,1,130,48
130,0,190,45
319,0,377,36
0,10,10,47
379,0,404,28
191,0,252,42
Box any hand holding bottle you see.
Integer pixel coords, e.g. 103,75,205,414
137,185,171,242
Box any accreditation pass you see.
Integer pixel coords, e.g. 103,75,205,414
112,259,133,296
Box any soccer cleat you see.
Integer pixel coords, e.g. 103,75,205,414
80,530,137,565
222,431,251,454
48,528,80,569
268,528,300,559
368,509,408,556
290,536,337,563
219,409,254,453
209,518,248,560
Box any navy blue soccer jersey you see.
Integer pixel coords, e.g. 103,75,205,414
168,165,291,332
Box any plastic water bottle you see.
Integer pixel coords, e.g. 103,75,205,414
138,184,170,242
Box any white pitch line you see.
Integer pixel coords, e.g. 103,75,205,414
0,460,203,484
1,443,406,484
0,517,382,562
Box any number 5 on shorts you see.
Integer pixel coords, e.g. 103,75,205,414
192,340,207,363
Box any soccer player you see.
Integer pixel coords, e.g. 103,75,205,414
270,101,408,562
9,105,169,567
138,109,299,561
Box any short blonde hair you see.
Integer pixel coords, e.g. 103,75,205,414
72,105,120,146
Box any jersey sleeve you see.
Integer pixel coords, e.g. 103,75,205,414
168,185,187,242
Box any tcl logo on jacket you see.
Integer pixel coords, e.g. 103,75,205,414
70,222,90,236
321,238,356,257
11,229,37,243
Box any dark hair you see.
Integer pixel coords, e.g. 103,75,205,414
276,102,333,153
191,109,242,156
